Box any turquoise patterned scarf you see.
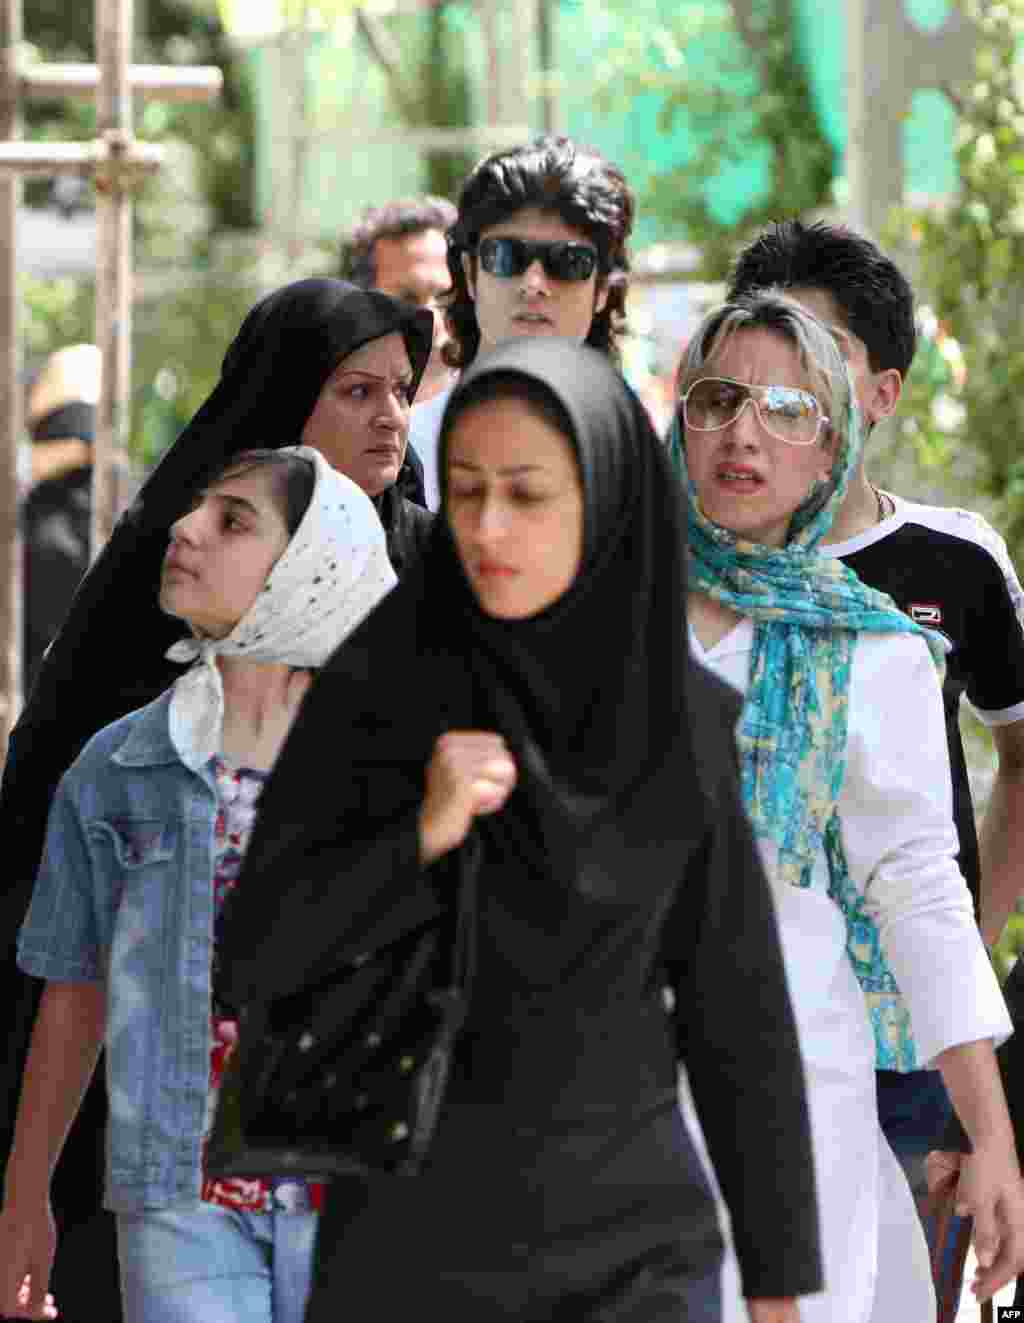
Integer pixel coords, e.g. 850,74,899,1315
669,405,946,1071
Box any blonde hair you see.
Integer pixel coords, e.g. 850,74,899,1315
676,289,852,457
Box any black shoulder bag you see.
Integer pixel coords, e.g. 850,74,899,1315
206,830,480,1181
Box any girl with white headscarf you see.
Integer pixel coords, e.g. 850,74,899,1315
1,447,395,1323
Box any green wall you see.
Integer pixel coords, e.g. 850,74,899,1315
791,0,957,199
247,0,961,242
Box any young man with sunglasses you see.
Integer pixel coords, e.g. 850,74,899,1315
724,220,1024,1315
408,136,633,508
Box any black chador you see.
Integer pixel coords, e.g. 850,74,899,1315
0,279,432,1323
223,339,823,1320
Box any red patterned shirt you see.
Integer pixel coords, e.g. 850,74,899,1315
200,757,325,1213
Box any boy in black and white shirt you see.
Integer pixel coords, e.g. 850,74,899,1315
833,496,1024,926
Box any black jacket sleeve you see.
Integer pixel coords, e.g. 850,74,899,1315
663,682,823,1300
219,714,444,1010
220,588,450,1011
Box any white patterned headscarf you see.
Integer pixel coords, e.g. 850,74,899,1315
165,445,396,769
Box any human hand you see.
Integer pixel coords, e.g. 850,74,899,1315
746,1298,800,1323
924,1148,965,1213
0,1199,58,1318
952,1142,1024,1301
419,730,517,865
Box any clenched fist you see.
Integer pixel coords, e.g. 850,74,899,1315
419,731,517,865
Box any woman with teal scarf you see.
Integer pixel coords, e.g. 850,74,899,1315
672,291,1022,1323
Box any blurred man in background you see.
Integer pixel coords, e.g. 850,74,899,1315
343,195,457,407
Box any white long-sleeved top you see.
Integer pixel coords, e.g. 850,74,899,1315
407,384,452,512
691,618,1010,1323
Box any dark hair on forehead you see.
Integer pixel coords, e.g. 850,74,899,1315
343,196,458,288
444,136,634,370
445,371,575,452
727,220,917,377
207,448,316,538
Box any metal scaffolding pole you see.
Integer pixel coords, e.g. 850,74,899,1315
0,0,22,749
0,0,220,751
92,0,133,554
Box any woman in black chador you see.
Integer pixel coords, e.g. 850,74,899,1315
0,279,431,1323
222,339,824,1323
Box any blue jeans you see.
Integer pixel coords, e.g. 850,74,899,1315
116,1201,317,1323
877,1067,963,1314
876,1069,953,1159
876,1068,954,1205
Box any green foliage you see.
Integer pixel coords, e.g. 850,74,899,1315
18,0,265,474
420,2,475,203
19,251,266,472
592,0,835,279
887,0,1024,569
992,910,1024,983
20,272,94,360
216,0,360,31
131,246,265,469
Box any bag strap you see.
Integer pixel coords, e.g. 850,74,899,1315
426,825,480,1036
451,826,480,997
403,826,482,1171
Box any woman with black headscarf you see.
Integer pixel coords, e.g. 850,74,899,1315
221,339,823,1323
0,278,431,1323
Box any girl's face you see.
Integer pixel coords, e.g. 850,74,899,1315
683,327,836,548
301,332,414,497
159,467,290,639
446,395,584,620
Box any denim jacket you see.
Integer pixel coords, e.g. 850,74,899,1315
18,689,220,1213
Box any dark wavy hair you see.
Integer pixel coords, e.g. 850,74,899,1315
443,136,634,369
728,220,917,377
342,195,458,289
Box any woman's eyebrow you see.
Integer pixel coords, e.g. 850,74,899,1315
449,459,545,476
211,492,262,518
336,369,413,385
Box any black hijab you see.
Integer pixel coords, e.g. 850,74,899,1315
430,338,704,898
131,278,433,529
224,340,715,1010
1,279,432,933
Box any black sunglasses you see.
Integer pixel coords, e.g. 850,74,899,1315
476,236,600,283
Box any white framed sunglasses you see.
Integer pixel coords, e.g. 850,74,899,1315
679,377,830,447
